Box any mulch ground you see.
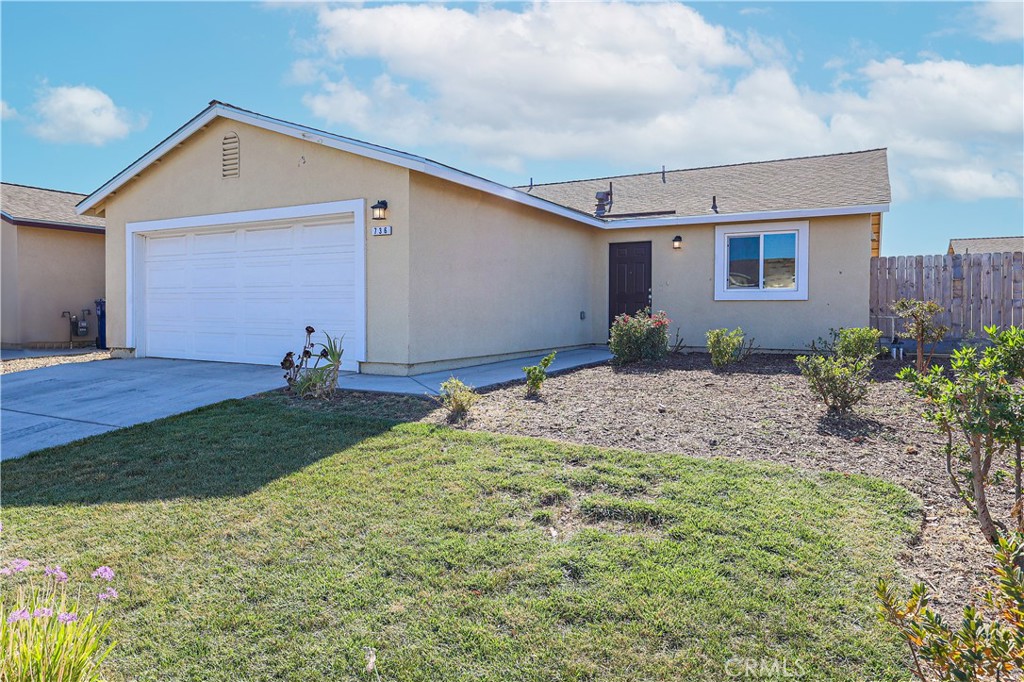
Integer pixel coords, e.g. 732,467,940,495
320,352,1016,614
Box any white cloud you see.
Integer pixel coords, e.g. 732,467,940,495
292,3,1023,200
1,100,16,120
29,85,146,145
970,2,1024,42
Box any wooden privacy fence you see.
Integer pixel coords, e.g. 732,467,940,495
870,252,1024,340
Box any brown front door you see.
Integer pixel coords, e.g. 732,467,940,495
608,241,652,328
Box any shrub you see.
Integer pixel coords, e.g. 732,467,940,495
706,327,754,369
439,378,479,422
797,327,881,414
609,309,670,364
811,327,883,362
1,555,119,681
877,533,1024,681
796,353,873,414
281,326,344,400
523,352,556,398
892,299,949,372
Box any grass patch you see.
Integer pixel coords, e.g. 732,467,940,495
1,397,920,681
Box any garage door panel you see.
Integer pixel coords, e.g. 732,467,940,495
142,215,360,367
147,235,189,257
242,227,293,252
193,231,238,254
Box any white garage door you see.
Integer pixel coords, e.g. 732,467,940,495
141,215,362,370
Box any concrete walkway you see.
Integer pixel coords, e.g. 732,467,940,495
336,346,612,396
1,359,282,461
1,347,611,461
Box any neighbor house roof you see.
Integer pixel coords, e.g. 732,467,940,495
77,101,890,229
2,182,105,232
948,236,1024,255
518,149,891,219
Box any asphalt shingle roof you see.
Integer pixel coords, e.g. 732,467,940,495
948,236,1024,254
518,149,891,219
1,182,105,229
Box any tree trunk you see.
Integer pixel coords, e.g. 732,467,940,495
971,436,1001,546
1016,441,1022,532
916,330,925,372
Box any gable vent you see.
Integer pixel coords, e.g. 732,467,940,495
222,132,240,178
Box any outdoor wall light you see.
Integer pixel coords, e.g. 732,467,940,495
371,200,388,221
672,235,682,250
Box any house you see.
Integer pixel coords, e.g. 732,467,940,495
2,183,105,347
948,236,1023,255
76,101,890,375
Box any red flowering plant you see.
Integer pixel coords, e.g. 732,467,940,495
609,308,671,364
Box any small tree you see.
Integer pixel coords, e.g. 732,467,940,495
893,299,949,372
898,326,1024,548
877,533,1024,682
523,352,556,398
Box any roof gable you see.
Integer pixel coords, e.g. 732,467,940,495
77,101,890,229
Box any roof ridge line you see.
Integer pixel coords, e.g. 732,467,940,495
520,148,889,189
2,181,88,197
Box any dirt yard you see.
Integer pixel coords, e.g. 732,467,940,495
321,352,1014,613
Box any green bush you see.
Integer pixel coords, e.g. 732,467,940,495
439,378,479,422
609,309,670,364
523,352,556,398
797,327,880,414
795,353,873,414
706,327,754,369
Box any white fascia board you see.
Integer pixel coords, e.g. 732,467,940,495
599,203,890,230
77,104,604,227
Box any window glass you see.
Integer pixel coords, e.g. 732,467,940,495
763,232,797,289
727,235,760,289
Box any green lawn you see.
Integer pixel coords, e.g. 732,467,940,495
1,396,920,681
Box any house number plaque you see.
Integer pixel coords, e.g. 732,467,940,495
371,225,393,236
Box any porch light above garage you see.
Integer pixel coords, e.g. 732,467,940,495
672,236,682,250
371,200,388,220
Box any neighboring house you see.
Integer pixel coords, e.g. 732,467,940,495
76,101,890,375
2,183,105,347
948,236,1024,255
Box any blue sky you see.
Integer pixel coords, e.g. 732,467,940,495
1,1,1021,256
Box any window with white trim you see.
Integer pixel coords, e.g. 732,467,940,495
714,222,809,301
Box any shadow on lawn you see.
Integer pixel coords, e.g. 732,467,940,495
0,395,435,507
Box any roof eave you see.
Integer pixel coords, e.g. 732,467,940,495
596,203,890,229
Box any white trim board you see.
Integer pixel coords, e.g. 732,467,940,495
78,102,889,230
125,199,367,369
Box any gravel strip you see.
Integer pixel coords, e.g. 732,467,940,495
1,351,112,375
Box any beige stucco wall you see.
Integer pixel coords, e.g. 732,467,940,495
97,117,412,365
0,221,104,345
402,173,598,372
1,220,20,344
93,113,873,373
592,214,873,351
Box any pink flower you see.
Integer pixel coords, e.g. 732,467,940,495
6,608,30,623
97,587,118,601
92,566,115,581
45,565,69,583
58,612,78,624
1,559,30,575
33,607,53,618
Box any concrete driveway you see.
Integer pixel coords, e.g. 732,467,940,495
1,359,283,461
